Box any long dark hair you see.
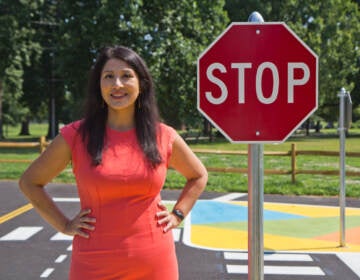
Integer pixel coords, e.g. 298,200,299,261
79,45,162,167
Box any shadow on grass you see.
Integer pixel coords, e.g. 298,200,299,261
0,147,40,155
0,136,44,142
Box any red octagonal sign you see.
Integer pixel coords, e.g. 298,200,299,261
197,23,318,143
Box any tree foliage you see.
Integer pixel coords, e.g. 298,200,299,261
57,0,228,128
0,0,42,138
141,1,228,127
1,0,359,139
226,0,360,122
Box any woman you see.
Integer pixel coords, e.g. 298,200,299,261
19,45,208,279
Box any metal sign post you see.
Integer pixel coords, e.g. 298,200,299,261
247,11,264,280
338,87,352,247
338,87,346,247
248,143,264,280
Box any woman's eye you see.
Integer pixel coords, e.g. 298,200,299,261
104,74,114,79
123,73,133,79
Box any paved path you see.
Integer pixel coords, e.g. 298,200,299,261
1,181,359,279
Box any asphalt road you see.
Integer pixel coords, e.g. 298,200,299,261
0,181,359,280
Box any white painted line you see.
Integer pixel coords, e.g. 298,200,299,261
55,254,67,263
53,197,80,202
172,228,181,242
224,252,313,262
67,244,73,251
182,213,193,246
337,253,360,277
266,253,313,262
40,268,54,278
50,232,73,241
212,193,247,201
0,226,43,241
160,200,175,204
224,252,247,260
227,265,325,276
265,265,325,276
227,265,247,274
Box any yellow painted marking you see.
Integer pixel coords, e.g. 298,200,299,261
264,232,360,252
231,201,360,217
0,204,33,224
191,225,360,252
191,225,248,249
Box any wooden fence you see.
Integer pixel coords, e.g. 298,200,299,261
193,144,360,183
0,136,48,163
0,138,359,183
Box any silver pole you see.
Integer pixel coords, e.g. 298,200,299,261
338,87,346,247
247,11,264,280
248,144,264,280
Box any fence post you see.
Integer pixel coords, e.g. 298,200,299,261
39,136,46,153
291,143,296,183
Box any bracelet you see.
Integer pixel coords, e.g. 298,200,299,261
172,209,185,221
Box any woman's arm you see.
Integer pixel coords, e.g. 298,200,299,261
157,135,208,232
19,134,95,238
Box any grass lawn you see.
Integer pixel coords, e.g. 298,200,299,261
1,123,359,198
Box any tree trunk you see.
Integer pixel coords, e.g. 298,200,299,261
19,116,30,135
202,119,213,142
47,95,58,139
203,118,209,135
305,119,310,136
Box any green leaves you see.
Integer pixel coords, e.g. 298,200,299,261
57,0,229,126
226,0,360,122
2,0,358,137
0,0,43,136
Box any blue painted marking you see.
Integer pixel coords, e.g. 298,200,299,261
191,200,306,225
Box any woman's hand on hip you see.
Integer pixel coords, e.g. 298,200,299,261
63,209,96,238
156,201,181,233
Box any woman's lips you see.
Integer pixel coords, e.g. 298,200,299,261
110,91,127,99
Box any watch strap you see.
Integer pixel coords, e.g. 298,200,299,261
172,209,185,221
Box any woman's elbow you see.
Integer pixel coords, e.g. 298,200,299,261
199,168,208,191
18,171,38,196
18,173,30,194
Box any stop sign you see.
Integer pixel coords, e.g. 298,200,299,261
197,23,318,143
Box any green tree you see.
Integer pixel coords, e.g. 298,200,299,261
141,1,228,128
19,0,71,138
57,1,147,122
280,0,360,122
225,0,273,22
57,0,228,129
225,0,360,125
2,1,229,136
0,1,42,139
31,0,65,138
349,0,360,122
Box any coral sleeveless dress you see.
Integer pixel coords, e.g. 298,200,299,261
60,121,179,280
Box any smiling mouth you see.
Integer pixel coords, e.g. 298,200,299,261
110,92,127,99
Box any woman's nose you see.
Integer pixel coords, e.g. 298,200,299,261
113,77,123,87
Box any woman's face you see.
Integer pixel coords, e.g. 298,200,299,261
100,58,140,112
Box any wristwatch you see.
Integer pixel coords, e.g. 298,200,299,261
172,209,185,221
